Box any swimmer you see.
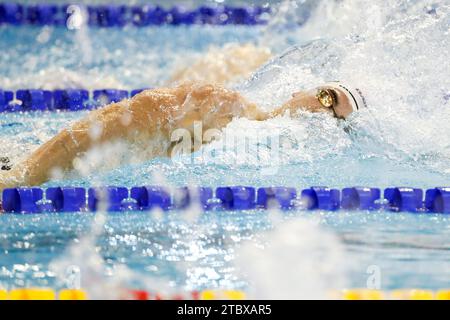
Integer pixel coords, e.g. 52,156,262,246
0,81,365,192
0,45,366,195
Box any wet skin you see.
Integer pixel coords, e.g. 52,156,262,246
0,83,354,193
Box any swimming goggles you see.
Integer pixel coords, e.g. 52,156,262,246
316,88,336,108
317,82,367,112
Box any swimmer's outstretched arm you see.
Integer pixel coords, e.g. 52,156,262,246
0,103,134,191
0,83,335,194
0,84,262,192
0,85,188,191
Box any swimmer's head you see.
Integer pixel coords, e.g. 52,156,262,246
318,82,367,118
289,82,367,119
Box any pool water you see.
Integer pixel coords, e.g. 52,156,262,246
1,209,449,295
1,0,450,298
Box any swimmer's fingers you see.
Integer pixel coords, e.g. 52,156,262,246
1,157,12,171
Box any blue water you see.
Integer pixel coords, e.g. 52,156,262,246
1,0,450,296
1,210,449,291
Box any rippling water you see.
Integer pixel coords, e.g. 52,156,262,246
1,0,450,296
1,210,449,294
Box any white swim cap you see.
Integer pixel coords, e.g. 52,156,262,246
323,81,367,112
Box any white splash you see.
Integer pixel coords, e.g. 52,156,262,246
239,0,450,173
235,216,349,299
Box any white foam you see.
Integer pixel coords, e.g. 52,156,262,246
235,216,349,299
238,0,450,172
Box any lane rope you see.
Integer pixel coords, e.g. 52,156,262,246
1,186,450,214
0,3,271,27
0,88,149,112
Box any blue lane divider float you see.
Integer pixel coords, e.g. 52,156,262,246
46,187,86,212
257,187,297,210
0,88,153,112
216,186,256,210
301,187,340,211
2,188,44,213
93,89,129,105
341,187,381,210
27,4,59,25
0,3,271,27
384,187,425,212
425,187,450,213
16,89,53,111
0,3,23,25
130,186,171,211
2,186,450,214
53,89,89,111
0,90,14,111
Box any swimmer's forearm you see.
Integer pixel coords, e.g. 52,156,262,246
0,125,92,190
1,86,187,190
14,128,91,187
6,102,140,188
0,84,261,191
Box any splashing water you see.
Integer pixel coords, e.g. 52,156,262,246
235,215,349,299
2,0,450,295
237,0,450,179
48,209,181,299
